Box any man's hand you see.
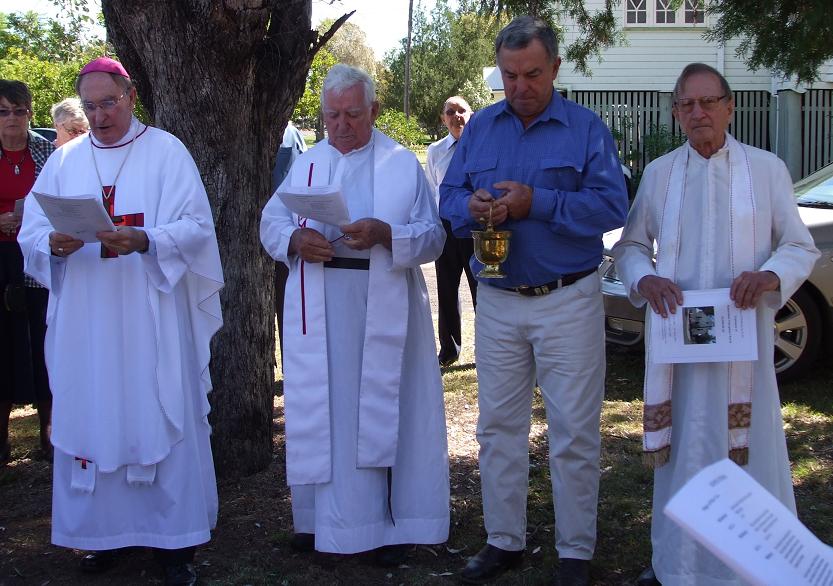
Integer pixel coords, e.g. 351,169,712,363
730,270,780,310
288,227,334,262
493,181,532,220
637,275,684,318
340,218,392,251
0,211,20,236
49,231,85,257
96,227,149,255
468,189,508,226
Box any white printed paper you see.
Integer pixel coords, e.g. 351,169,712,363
665,459,833,586
277,185,351,227
649,288,757,364
32,191,116,243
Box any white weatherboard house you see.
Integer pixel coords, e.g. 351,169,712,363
484,0,833,180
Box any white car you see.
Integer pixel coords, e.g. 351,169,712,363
601,162,833,381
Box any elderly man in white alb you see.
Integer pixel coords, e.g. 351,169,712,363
18,57,224,586
426,95,478,367
612,63,819,586
260,64,449,566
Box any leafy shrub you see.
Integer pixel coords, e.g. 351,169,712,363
375,109,428,148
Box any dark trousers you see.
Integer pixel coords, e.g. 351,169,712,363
274,262,288,362
153,546,196,565
435,219,477,359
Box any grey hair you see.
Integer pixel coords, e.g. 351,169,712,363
495,16,559,61
50,97,88,127
75,72,134,96
673,63,733,103
321,64,376,109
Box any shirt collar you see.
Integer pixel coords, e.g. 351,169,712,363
492,90,569,128
442,133,458,151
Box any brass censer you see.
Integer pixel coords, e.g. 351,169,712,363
471,205,511,279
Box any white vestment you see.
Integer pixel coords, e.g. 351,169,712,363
19,119,224,550
613,139,819,586
260,129,450,553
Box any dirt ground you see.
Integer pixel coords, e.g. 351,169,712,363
0,264,495,585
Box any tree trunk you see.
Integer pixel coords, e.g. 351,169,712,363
404,0,413,118
101,0,344,478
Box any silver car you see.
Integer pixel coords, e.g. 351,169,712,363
601,162,833,381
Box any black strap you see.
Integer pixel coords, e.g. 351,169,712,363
323,257,370,270
387,467,396,526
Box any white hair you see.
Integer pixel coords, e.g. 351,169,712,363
320,64,376,109
50,97,88,127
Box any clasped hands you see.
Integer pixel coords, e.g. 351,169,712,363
289,218,392,263
49,227,149,257
0,212,20,236
637,271,780,318
468,181,533,226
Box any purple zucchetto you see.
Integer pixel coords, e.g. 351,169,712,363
79,57,130,79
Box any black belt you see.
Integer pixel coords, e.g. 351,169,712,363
323,257,370,270
505,268,596,297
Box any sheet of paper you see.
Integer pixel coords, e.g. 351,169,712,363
32,191,116,243
665,459,833,586
277,185,351,227
649,288,757,364
13,197,25,221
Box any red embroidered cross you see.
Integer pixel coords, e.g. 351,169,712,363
101,185,144,258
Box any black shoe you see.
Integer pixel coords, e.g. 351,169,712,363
636,566,661,586
163,562,198,586
555,558,590,586
375,543,411,567
438,350,459,368
460,544,523,584
290,532,315,552
79,549,119,573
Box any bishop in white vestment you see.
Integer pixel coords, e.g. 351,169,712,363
17,58,223,584
613,64,819,586
260,64,449,561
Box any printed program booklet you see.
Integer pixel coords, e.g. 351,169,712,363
32,191,116,243
649,288,757,364
665,458,833,586
277,185,351,227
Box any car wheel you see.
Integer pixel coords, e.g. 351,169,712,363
774,287,821,382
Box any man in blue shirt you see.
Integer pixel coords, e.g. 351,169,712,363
440,16,628,586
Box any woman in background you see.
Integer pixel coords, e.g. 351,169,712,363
0,80,55,462
51,97,88,147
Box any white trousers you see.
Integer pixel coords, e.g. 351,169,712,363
475,273,605,559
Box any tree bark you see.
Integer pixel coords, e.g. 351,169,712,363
101,0,344,478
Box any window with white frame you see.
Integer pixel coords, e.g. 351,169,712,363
625,0,706,26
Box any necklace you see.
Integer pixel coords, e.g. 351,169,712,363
89,123,139,201
1,146,27,175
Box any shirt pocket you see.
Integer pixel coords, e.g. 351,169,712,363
464,156,498,178
539,157,583,193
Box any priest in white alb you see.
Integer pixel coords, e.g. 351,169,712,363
17,57,224,586
260,64,450,566
612,63,819,586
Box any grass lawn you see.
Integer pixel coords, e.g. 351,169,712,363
1,270,830,585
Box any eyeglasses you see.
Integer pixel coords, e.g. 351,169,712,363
675,95,729,113
81,92,127,114
0,107,30,118
62,124,87,137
